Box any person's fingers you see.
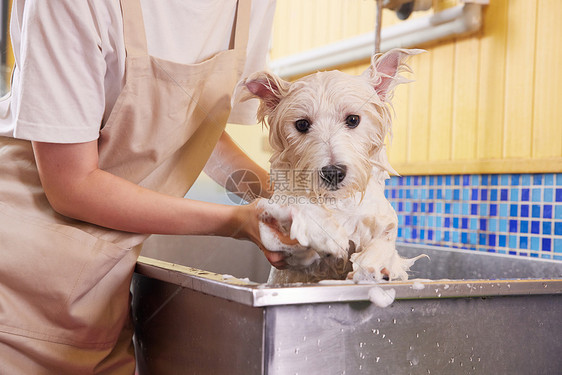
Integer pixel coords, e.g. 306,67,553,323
265,249,284,262
262,248,289,269
264,219,299,246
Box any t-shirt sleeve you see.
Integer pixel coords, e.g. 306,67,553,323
12,0,106,143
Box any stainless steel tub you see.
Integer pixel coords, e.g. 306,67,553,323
132,243,562,374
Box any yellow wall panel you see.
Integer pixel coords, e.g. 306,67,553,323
312,0,330,47
407,53,432,163
226,124,271,169
428,43,455,162
388,79,411,165
502,0,537,159
270,1,291,59
451,36,480,160
298,1,315,51
532,0,562,159
477,0,508,160
357,1,377,34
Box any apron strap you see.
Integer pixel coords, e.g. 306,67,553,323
233,0,251,51
119,0,148,58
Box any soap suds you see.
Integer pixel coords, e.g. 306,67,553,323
368,287,396,308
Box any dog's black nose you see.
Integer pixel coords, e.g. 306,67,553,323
320,164,347,188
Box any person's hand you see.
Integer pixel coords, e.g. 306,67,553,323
234,200,298,269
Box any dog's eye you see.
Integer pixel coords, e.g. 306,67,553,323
345,114,360,128
295,119,311,133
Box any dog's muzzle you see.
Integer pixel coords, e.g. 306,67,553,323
320,164,347,190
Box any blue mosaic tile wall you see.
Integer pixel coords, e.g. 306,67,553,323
385,173,562,260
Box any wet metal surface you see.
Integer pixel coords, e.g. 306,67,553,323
132,243,562,374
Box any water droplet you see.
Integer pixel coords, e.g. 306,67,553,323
376,357,380,363
295,348,299,354
393,318,397,324
436,342,440,348
411,307,415,312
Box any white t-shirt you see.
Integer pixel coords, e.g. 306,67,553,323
0,0,276,143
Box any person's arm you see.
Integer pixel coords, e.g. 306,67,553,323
32,140,290,268
204,131,272,201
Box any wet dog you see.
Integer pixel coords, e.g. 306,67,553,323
241,48,426,284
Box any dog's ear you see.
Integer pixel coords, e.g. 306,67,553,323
362,48,424,102
242,71,291,119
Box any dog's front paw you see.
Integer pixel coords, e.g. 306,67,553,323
256,198,296,250
290,205,349,258
349,239,428,282
256,198,321,267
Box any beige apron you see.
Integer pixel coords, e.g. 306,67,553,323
0,0,250,373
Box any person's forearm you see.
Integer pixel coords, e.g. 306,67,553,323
32,140,247,237
204,131,272,200
58,168,244,236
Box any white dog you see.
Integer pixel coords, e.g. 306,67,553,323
241,48,427,284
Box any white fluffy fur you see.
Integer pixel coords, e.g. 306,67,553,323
241,49,427,284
